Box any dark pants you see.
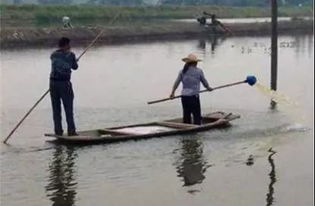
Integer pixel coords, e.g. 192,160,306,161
50,80,76,135
181,95,202,125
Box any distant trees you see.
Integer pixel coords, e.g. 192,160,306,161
87,0,98,5
13,0,23,4
160,0,267,6
80,0,145,5
32,0,312,6
38,0,73,4
98,0,143,5
284,0,312,6
160,0,312,6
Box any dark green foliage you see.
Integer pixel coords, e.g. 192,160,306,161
98,0,143,5
38,0,73,4
160,0,312,7
284,0,312,6
13,0,23,4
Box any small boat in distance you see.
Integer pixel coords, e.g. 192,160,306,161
45,111,240,144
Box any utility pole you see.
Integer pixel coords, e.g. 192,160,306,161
270,0,278,109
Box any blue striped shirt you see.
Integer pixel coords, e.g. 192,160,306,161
50,50,78,81
173,66,210,96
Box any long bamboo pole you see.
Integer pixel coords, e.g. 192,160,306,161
3,90,50,144
147,80,246,105
3,15,119,144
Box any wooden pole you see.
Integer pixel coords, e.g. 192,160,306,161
3,90,50,144
147,80,245,105
270,0,278,109
76,31,104,61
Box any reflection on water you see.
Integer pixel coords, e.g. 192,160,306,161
45,145,78,206
293,34,311,58
197,39,206,51
197,35,226,55
0,34,313,206
209,36,219,53
266,148,277,206
175,137,211,190
246,154,254,166
210,35,227,53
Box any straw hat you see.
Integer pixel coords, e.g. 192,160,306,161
182,53,202,63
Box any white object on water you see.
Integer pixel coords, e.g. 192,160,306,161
62,16,70,24
282,123,310,132
62,16,73,28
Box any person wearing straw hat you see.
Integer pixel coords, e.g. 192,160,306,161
170,53,213,125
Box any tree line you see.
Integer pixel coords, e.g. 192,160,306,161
160,0,312,7
10,0,314,6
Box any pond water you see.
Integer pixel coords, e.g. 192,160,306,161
0,33,313,206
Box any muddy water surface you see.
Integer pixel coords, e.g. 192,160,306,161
0,34,313,206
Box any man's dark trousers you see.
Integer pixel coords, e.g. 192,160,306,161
50,80,76,135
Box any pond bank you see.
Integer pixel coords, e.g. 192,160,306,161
0,19,313,49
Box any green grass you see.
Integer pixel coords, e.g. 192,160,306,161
0,4,313,27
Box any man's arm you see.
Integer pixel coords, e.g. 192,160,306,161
71,53,78,70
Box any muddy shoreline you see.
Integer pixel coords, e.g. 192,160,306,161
0,20,313,49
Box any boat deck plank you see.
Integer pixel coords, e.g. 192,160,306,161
44,111,240,144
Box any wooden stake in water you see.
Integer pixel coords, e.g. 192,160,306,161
271,0,278,109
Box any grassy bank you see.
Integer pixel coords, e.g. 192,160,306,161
1,4,313,28
1,19,313,49
0,4,313,49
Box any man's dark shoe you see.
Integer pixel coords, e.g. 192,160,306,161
55,131,63,136
68,131,79,136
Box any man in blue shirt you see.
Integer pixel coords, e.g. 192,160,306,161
50,37,78,136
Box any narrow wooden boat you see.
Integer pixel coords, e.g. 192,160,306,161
45,111,240,144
